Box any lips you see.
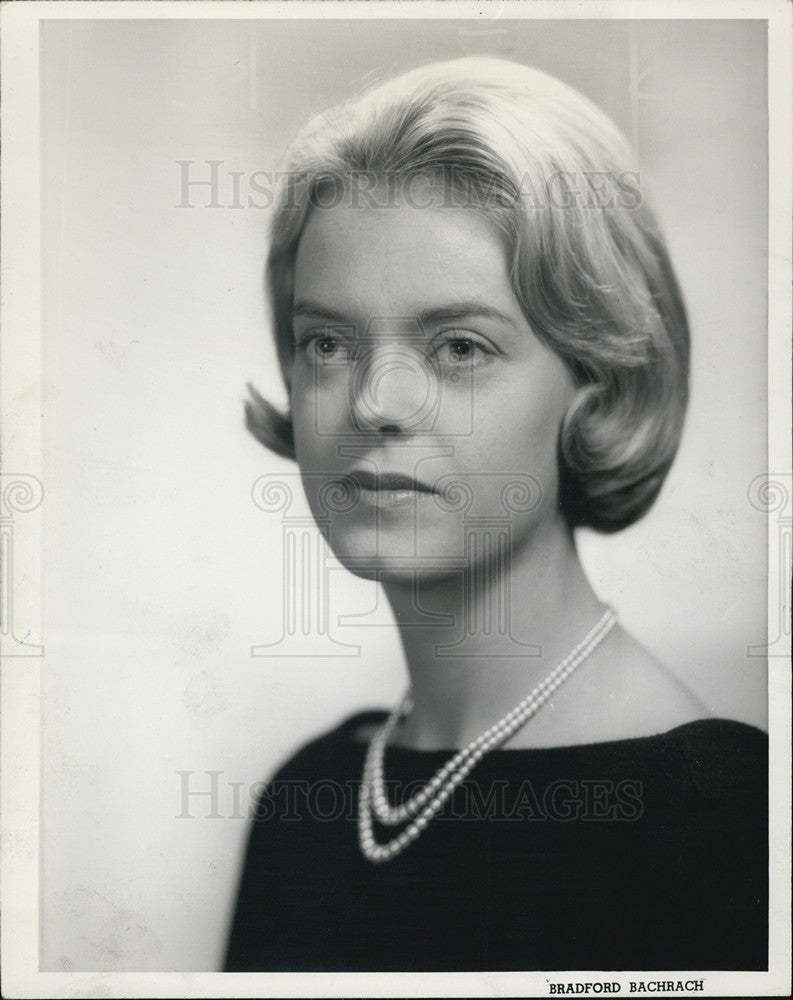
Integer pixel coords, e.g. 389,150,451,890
345,469,437,494
336,468,440,509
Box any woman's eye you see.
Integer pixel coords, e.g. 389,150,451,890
297,334,352,363
315,337,339,358
433,332,490,367
446,339,474,362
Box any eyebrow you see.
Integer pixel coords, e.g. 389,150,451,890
291,298,520,331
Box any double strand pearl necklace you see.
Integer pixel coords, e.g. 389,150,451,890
358,607,618,863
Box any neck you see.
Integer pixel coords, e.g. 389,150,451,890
380,516,603,750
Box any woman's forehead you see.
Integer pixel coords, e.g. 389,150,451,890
293,198,517,322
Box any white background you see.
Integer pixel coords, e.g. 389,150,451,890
38,18,768,972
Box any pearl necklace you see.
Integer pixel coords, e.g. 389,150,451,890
358,607,618,863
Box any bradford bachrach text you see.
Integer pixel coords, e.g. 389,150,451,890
548,982,706,994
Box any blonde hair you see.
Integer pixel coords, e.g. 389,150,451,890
247,57,689,533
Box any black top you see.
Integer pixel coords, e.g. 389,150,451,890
225,712,768,972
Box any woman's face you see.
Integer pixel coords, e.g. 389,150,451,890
290,181,576,583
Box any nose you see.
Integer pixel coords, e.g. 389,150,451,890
350,341,437,433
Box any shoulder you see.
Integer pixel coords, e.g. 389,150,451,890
649,719,768,884
596,629,768,778
596,624,709,728
266,709,386,781
312,708,388,749
520,623,710,747
663,717,768,793
241,710,386,829
561,623,715,744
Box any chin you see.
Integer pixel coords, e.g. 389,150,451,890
322,514,545,586
323,530,466,585
340,558,465,587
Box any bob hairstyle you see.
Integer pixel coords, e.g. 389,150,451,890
247,56,690,533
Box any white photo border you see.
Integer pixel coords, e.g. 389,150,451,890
1,1,790,997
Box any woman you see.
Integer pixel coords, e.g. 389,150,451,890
225,57,767,972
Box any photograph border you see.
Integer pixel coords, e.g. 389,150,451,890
1,1,790,997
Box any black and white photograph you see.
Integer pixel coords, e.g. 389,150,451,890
1,2,790,997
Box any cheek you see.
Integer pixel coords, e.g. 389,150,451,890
291,366,352,454
473,384,568,464
290,377,341,469
289,396,312,468
461,376,570,516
